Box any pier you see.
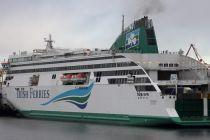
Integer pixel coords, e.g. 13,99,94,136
0,68,17,116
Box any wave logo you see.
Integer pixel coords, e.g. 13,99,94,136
41,83,94,109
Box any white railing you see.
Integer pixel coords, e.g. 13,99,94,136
155,80,208,85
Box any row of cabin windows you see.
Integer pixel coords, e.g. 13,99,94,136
94,69,145,77
9,57,32,63
6,73,83,86
134,85,156,92
134,77,151,83
5,74,150,86
108,77,151,84
6,74,149,82
7,62,137,74
159,63,179,68
108,78,127,84
10,55,125,67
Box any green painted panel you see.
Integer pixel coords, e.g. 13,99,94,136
20,110,173,126
19,110,210,126
175,99,203,118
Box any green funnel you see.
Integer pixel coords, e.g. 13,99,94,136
110,16,159,54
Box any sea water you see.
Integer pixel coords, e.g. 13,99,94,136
0,117,210,140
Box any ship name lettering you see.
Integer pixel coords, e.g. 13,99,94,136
15,88,50,98
16,88,28,98
30,88,50,98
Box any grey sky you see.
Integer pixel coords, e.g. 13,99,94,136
0,0,210,63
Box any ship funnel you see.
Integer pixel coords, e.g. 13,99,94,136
110,16,158,54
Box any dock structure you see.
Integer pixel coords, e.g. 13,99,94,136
208,66,210,93
0,68,3,100
0,68,17,116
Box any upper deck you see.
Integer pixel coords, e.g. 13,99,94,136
8,48,111,66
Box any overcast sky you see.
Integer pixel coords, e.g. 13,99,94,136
0,0,210,63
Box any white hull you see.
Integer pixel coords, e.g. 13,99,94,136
3,84,178,118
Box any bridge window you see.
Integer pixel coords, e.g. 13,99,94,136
135,85,156,92
174,63,179,67
108,78,127,84
169,63,173,67
164,63,168,67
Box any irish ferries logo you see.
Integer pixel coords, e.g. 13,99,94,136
125,28,140,49
41,83,94,109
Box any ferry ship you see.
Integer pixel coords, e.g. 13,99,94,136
1,16,210,126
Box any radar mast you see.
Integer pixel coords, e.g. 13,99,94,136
44,34,54,50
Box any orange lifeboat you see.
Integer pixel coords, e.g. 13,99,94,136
71,73,86,82
60,74,73,82
61,73,86,82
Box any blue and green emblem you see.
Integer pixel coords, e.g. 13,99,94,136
41,83,94,109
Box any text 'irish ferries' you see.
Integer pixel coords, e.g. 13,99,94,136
15,88,50,98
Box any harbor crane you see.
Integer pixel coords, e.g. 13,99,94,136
186,44,206,64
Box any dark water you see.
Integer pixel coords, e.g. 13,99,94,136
0,117,210,140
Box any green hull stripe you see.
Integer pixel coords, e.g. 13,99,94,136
20,110,173,126
171,117,210,126
19,110,210,126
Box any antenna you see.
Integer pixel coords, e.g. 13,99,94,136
122,14,125,34
44,34,54,49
